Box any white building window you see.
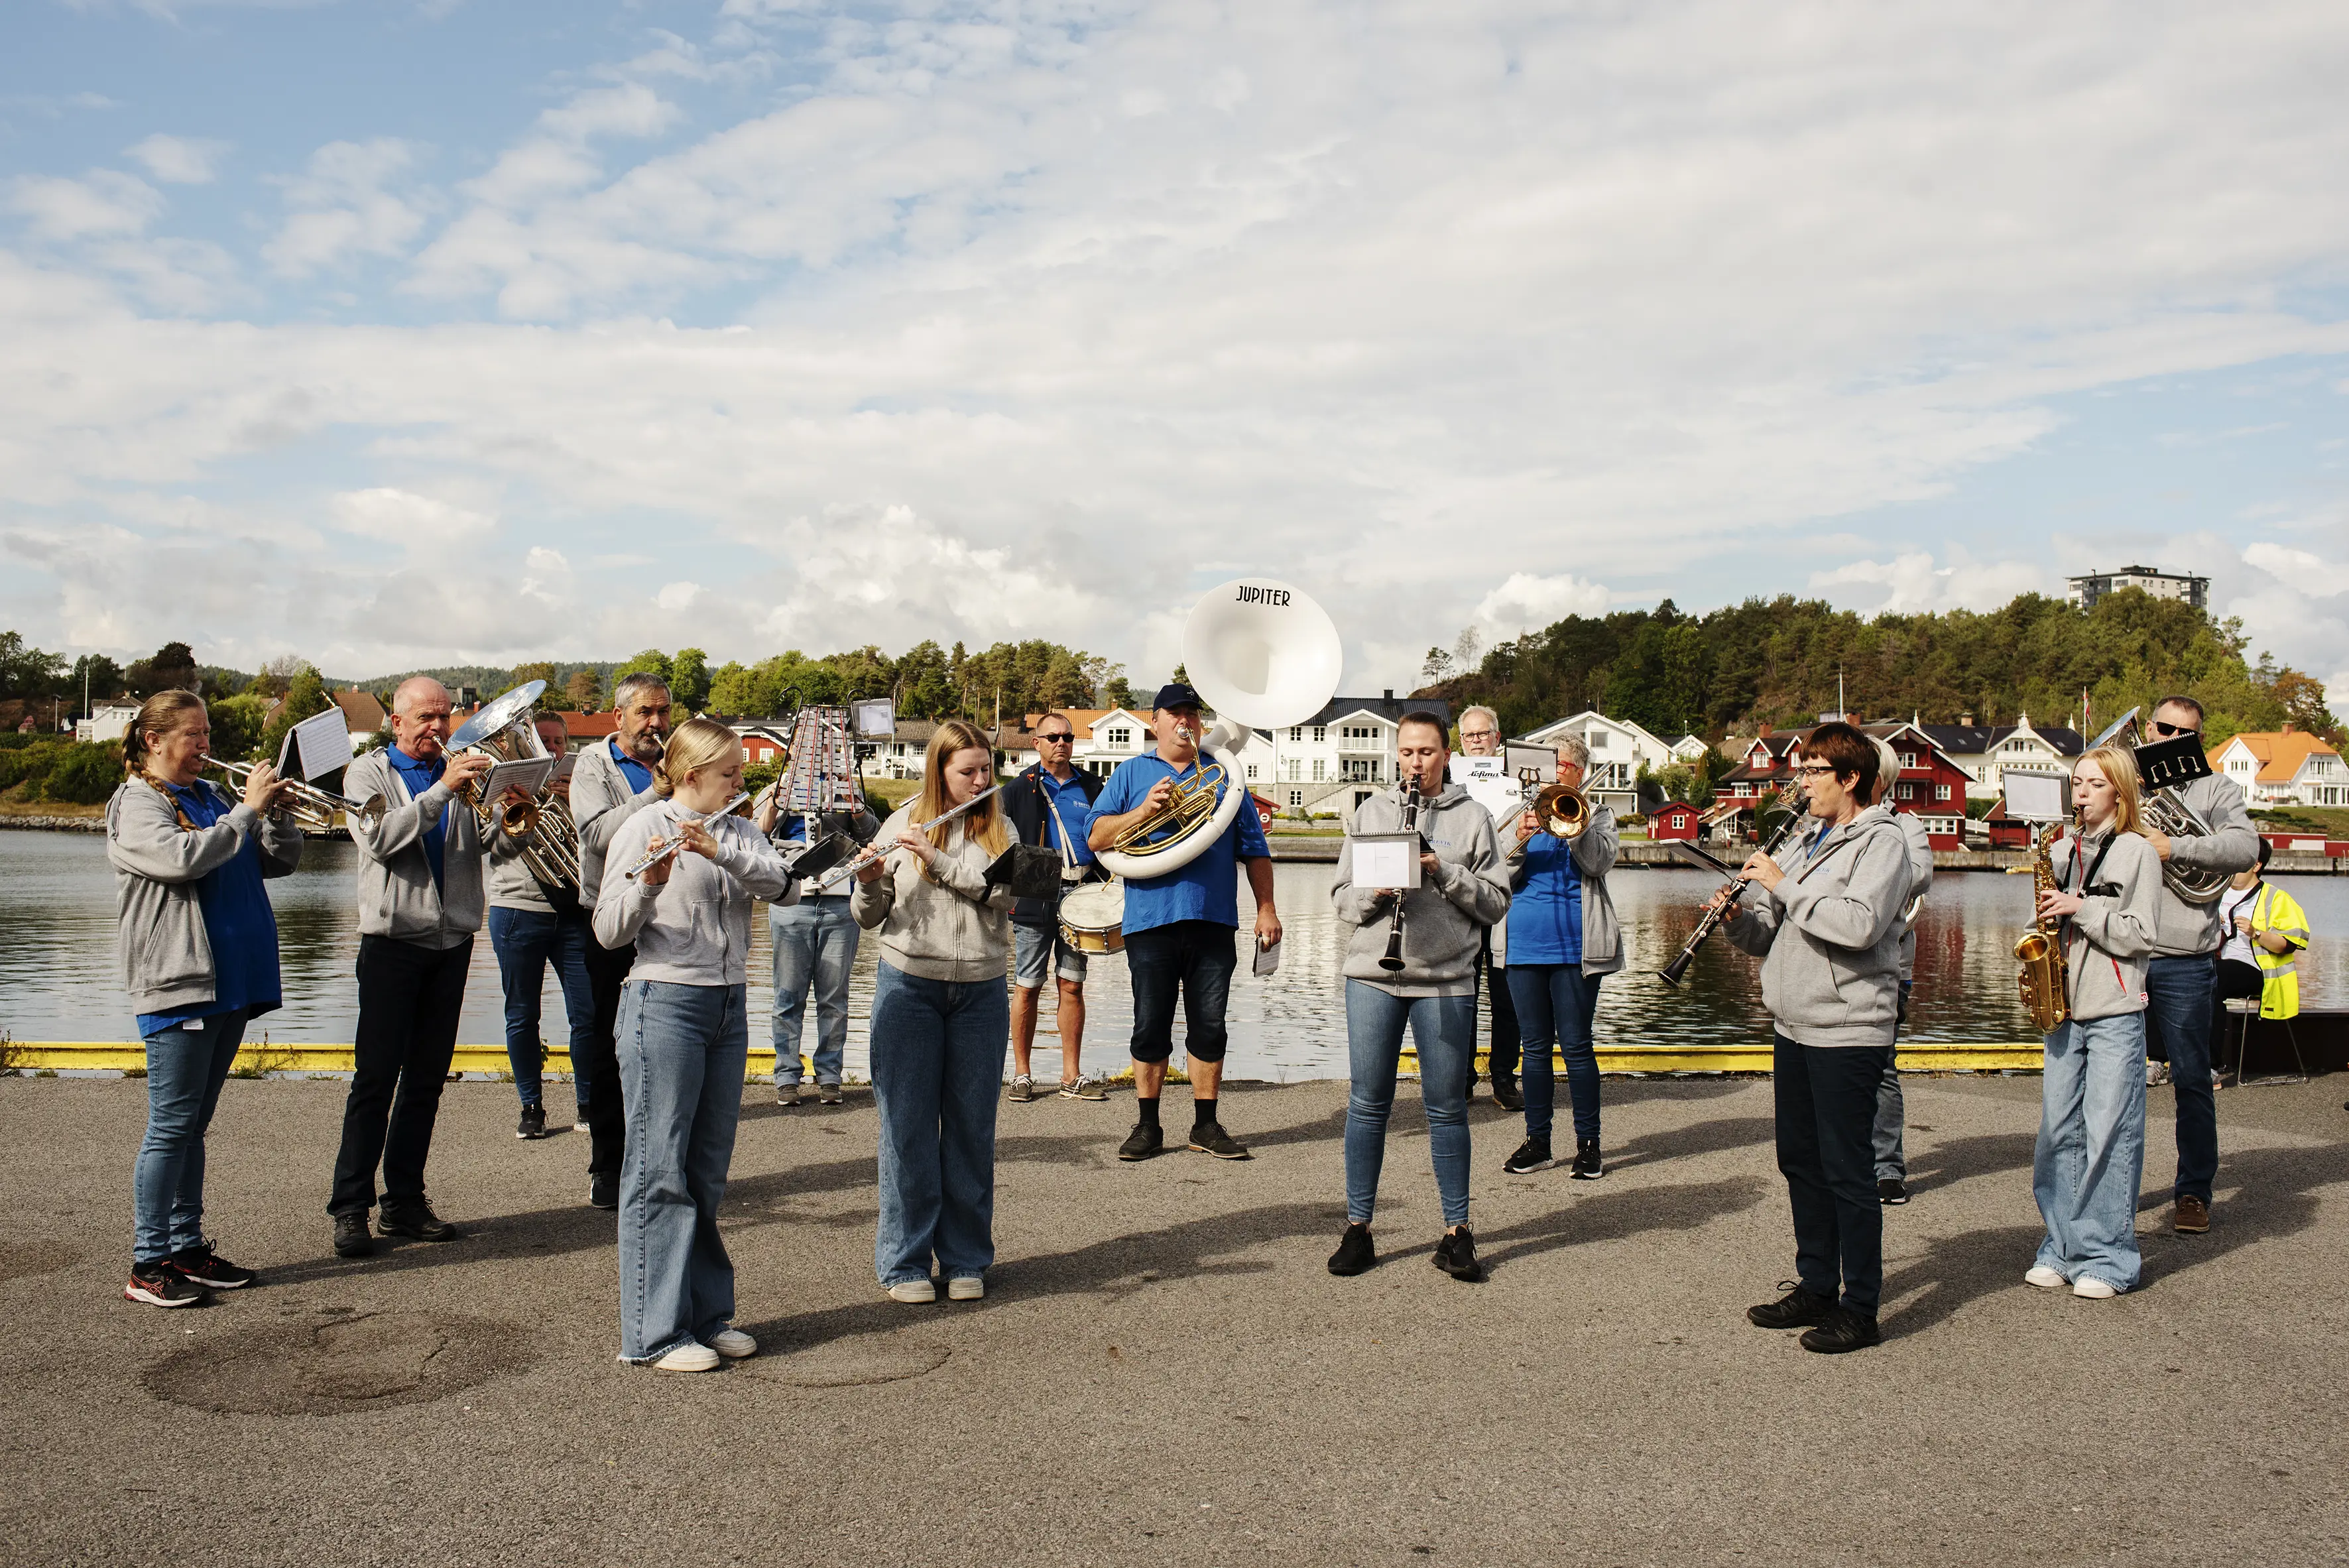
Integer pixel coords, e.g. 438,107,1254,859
1284,757,1301,781
1288,789,1303,806
1588,731,1607,750
1288,727,1302,743
1312,759,1326,782
1312,726,1327,743
1107,727,1130,749
1245,764,1259,780
1935,784,1951,801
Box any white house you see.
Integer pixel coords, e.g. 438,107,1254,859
1519,711,1679,817
1256,695,1451,823
2210,731,2348,808
74,703,142,745
1669,733,1710,762
1919,713,2085,801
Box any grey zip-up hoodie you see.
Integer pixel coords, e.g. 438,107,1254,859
2050,826,2161,1020
105,778,304,1015
2146,771,2259,957
572,738,662,914
593,804,797,985
851,804,1015,983
345,747,483,949
1857,804,1935,983
1331,782,1511,996
1724,810,1911,1048
486,810,557,912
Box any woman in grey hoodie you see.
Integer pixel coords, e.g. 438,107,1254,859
2027,745,2161,1299
1325,714,1511,1282
105,692,302,1308
1722,722,1910,1355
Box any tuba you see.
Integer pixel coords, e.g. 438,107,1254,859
445,680,582,894
2090,707,2228,906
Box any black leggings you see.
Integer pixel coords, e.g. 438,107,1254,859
2207,957,2263,1068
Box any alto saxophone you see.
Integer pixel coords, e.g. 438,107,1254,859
2012,817,2071,1033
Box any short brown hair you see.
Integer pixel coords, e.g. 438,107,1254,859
1397,710,1449,746
2153,694,2204,727
125,691,206,778
1803,722,1878,803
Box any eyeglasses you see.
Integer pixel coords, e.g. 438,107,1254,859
1793,763,1842,777
1461,729,1498,740
1037,733,1074,744
2152,720,2199,737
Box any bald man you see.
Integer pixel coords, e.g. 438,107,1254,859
326,677,495,1258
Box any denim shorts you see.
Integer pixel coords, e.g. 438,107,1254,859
1013,920,1087,987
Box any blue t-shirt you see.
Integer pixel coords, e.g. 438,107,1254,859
1037,769,1097,867
1506,831,1583,967
137,782,284,1038
386,745,449,890
1085,753,1268,936
609,737,654,796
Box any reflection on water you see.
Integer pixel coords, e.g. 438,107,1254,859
7,830,2346,1083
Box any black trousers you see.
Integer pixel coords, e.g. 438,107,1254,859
1475,930,1521,1083
1774,1032,1892,1315
582,937,636,1178
2209,957,2264,1067
328,934,473,1215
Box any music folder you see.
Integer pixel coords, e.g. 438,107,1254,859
1350,833,1423,890
2002,770,2069,823
2132,733,2214,792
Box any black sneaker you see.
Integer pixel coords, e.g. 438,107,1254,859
166,1245,257,1290
1570,1138,1605,1180
124,1260,207,1308
331,1210,375,1258
1501,1137,1555,1175
776,1082,802,1108
377,1200,458,1243
819,1083,843,1105
1747,1282,1835,1329
1432,1227,1486,1282
1878,1177,1909,1206
1187,1121,1251,1160
516,1104,547,1140
1116,1123,1164,1162
589,1171,619,1210
1799,1305,1882,1355
1491,1077,1524,1113
1327,1223,1376,1276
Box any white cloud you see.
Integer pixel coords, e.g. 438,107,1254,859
2242,542,2349,599
1809,552,2047,615
331,487,494,547
264,139,426,276
7,171,160,240
1469,573,1612,645
125,135,229,185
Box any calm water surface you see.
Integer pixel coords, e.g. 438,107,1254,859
5,831,2344,1081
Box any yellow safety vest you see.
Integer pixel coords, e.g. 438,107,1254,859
2243,881,2310,1021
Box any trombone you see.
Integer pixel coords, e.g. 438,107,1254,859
1504,780,1591,859
204,755,383,831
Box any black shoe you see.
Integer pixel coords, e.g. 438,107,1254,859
819,1083,843,1105
1186,1121,1251,1160
1431,1227,1486,1282
124,1260,208,1307
589,1171,619,1211
516,1104,547,1140
332,1210,375,1258
166,1245,257,1290
1747,1282,1835,1329
1491,1077,1524,1112
1116,1123,1164,1162
1501,1137,1555,1176
377,1201,458,1242
1878,1177,1909,1205
1327,1223,1376,1276
1569,1138,1604,1180
1799,1305,1882,1354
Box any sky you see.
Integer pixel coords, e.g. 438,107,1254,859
3,0,2346,700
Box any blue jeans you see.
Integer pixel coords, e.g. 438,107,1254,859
1343,982,1474,1228
1774,1034,1891,1315
869,962,1006,1286
2143,955,2218,1203
1124,920,1236,1064
616,980,748,1362
1509,965,1602,1142
133,1008,249,1263
487,905,596,1110
1874,981,1912,1181
770,896,858,1086
2034,1012,2147,1292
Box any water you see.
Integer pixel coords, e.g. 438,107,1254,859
5,829,2344,1081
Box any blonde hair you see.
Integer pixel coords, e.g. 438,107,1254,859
653,715,741,799
1870,738,1903,806
917,719,1008,862
2076,744,2143,836
125,691,207,778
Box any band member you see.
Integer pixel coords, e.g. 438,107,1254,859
328,677,493,1258
1002,711,1106,1101
1720,721,1907,1354
1086,683,1282,1162
1327,712,1510,1280
1862,737,1933,1206
572,673,674,1208
768,776,880,1109
1451,705,1522,1110
595,718,788,1370
2133,695,2258,1235
107,692,301,1306
486,711,593,1140
1498,733,1622,1180
853,720,1016,1302
2027,745,2161,1299
2210,839,2309,1048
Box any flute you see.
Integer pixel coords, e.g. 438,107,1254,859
621,791,753,882
811,783,1008,891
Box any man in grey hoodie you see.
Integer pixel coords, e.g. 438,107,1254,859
1325,712,1512,1282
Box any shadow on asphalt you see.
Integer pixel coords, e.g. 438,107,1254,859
1478,1176,1770,1270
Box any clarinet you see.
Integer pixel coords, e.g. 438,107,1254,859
1378,773,1424,973
1657,794,1806,987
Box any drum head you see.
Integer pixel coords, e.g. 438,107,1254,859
1059,880,1124,926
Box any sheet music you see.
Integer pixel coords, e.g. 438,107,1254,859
289,707,353,782
1351,834,1421,889
481,756,555,802
1450,754,1520,820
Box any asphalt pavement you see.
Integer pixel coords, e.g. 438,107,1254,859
4,1067,2346,1567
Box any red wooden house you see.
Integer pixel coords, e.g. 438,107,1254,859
1650,801,1702,841
1715,722,1970,849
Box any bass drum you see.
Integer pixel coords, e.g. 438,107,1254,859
1057,879,1126,954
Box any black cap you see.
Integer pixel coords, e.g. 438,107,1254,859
1152,682,1203,712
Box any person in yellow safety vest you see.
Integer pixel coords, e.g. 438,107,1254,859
2208,840,2310,1064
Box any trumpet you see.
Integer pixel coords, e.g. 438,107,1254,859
621,791,754,881
204,754,383,831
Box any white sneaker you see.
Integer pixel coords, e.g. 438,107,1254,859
708,1327,757,1359
2071,1276,2118,1300
648,1341,721,1372
574,1120,591,1133
946,1276,984,1301
886,1278,936,1303
2025,1265,2067,1290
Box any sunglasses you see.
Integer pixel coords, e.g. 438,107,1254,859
1037,733,1074,744
2152,720,2198,737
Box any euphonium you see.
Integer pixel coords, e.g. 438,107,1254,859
1107,762,1230,862
2012,818,2071,1034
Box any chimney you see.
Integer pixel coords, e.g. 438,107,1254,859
1958,713,1974,727
1383,688,1394,701
1760,723,1772,738
2282,720,2297,734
